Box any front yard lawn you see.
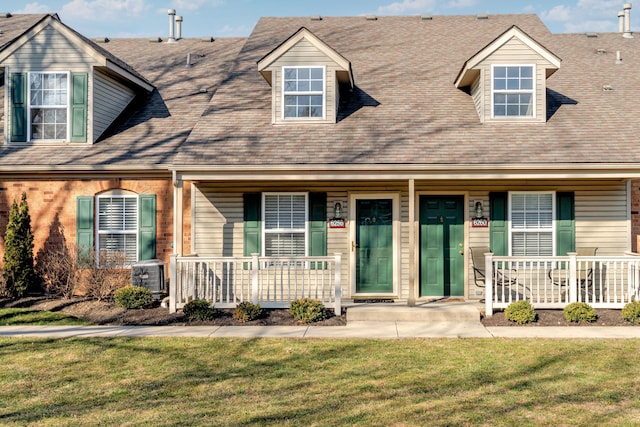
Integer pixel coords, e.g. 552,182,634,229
1,338,640,425
0,308,89,326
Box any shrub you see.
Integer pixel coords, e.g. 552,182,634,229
114,286,153,309
504,300,537,324
84,250,129,301
563,302,597,323
3,193,38,298
233,301,263,322
290,298,328,323
183,299,216,322
622,301,640,325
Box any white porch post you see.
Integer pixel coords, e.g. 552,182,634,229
251,253,260,304
170,171,184,313
334,253,342,315
169,254,177,313
485,252,494,317
408,179,416,306
568,252,578,302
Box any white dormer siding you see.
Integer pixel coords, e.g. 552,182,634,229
269,38,339,124
455,26,561,124
93,70,135,141
478,37,548,123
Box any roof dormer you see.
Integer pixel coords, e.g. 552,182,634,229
455,26,561,123
258,27,353,124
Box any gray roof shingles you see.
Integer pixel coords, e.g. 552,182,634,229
1,13,639,170
0,14,245,169
174,15,640,167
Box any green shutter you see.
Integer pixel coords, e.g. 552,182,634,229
10,73,27,142
308,192,327,269
243,193,262,257
70,73,88,142
76,196,94,265
556,192,575,256
138,194,157,261
489,192,508,256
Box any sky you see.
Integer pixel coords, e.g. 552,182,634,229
3,0,635,38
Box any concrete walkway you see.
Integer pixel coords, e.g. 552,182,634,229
2,323,640,339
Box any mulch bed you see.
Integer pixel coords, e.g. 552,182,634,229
481,308,636,327
0,296,346,326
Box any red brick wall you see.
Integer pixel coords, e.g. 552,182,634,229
0,177,188,268
632,179,640,253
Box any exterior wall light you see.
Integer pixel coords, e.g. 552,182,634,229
334,202,342,219
475,201,483,218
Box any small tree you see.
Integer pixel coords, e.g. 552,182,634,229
3,193,38,298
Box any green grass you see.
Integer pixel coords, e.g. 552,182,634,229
1,338,640,426
0,308,89,326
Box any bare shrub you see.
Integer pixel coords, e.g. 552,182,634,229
83,251,130,301
36,245,80,299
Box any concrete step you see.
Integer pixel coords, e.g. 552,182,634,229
346,302,482,323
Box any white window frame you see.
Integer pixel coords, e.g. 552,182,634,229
262,192,309,257
27,71,70,142
491,64,536,119
96,194,139,266
281,66,326,120
508,191,555,256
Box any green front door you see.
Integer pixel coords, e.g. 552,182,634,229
420,196,465,297
356,198,393,293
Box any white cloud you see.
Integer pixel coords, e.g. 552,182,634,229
217,24,251,37
447,0,477,9
170,0,223,12
376,0,437,15
540,5,572,22
540,0,625,33
15,2,51,13
60,0,149,22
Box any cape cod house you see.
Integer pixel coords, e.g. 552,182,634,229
2,10,640,316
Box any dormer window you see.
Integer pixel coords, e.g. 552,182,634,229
283,66,325,119
492,65,535,118
29,71,69,141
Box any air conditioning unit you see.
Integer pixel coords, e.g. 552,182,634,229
131,259,165,300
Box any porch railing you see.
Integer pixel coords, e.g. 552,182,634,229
169,253,342,315
485,252,640,316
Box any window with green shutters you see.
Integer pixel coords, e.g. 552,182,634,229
243,192,327,259
76,194,156,267
10,71,87,143
490,192,575,256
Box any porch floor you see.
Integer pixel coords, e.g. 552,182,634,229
346,301,483,323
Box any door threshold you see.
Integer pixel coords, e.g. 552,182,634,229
352,297,397,303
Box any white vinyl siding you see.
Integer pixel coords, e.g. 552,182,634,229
476,37,550,123
97,195,138,264
93,70,135,142
269,38,338,124
28,71,69,141
263,193,308,257
510,192,554,256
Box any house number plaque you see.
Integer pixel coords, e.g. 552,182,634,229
472,217,489,228
328,218,346,228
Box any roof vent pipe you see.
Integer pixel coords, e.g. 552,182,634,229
176,15,183,40
624,3,633,38
168,9,176,43
619,10,625,32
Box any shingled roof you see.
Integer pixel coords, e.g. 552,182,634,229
0,15,245,171
172,14,640,171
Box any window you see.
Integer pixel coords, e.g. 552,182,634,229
510,192,554,256
28,72,69,141
263,193,308,256
492,65,534,118
283,66,324,119
97,195,138,264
